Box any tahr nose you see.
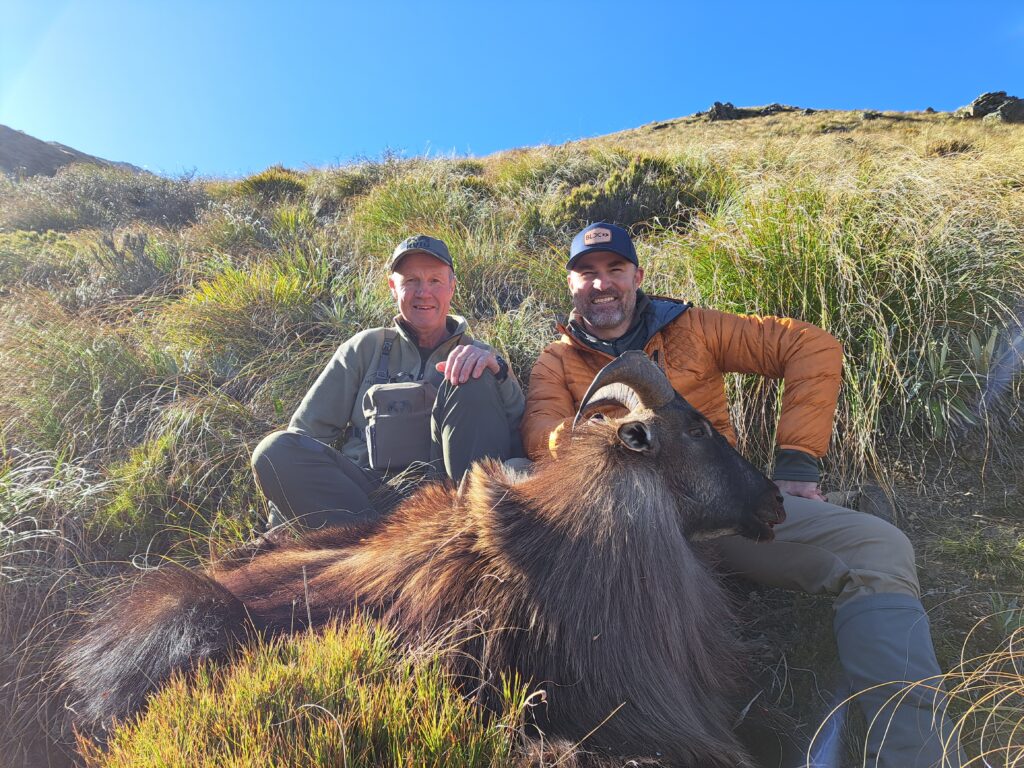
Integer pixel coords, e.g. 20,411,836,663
761,486,786,525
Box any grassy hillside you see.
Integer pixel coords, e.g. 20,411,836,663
1,107,1022,767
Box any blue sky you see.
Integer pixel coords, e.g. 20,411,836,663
2,1,1022,177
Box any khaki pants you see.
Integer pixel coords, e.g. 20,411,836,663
709,493,920,610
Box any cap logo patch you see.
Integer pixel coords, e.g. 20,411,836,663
584,227,612,246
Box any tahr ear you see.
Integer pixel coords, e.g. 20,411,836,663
617,420,654,453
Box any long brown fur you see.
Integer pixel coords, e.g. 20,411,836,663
65,354,786,766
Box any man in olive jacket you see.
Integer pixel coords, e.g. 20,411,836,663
252,234,524,529
522,222,962,768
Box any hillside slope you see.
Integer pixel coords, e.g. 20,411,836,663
0,123,141,177
1,101,1022,768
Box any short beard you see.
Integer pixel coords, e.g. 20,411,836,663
573,289,637,334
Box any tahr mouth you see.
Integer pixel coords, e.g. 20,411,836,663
742,492,786,542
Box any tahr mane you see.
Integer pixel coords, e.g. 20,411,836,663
63,352,785,768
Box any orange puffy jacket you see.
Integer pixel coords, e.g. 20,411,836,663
522,301,843,462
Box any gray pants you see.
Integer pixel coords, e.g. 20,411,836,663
714,495,961,767
710,492,919,609
251,372,520,529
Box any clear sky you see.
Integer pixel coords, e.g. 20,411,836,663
2,1,1022,177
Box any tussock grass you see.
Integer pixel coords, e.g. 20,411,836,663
0,229,180,307
0,449,108,768
351,160,491,260
0,111,1021,765
0,293,158,456
542,153,730,234
95,389,266,558
302,153,406,215
620,149,1024,482
182,201,275,258
0,229,77,291
79,617,533,768
0,165,206,233
159,254,330,377
234,164,307,203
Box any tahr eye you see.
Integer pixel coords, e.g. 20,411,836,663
589,412,606,422
688,425,706,438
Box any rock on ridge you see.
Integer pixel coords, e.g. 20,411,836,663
697,102,806,121
955,92,1024,123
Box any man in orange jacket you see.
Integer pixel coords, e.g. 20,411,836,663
522,222,962,768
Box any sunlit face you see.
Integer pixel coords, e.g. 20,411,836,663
388,252,456,340
567,251,644,340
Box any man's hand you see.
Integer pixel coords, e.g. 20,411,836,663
436,345,499,385
774,479,827,502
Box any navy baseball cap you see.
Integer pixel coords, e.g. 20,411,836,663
567,222,638,270
389,234,454,271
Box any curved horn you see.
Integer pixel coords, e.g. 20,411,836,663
573,351,676,428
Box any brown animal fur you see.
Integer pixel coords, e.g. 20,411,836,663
64,352,785,766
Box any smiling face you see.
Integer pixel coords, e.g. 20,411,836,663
388,252,456,344
567,251,645,340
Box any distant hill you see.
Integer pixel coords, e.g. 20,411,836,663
0,123,142,177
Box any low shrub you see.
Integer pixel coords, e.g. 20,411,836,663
183,202,273,259
543,154,709,232
0,165,207,232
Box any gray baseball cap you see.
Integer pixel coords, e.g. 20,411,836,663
389,234,454,271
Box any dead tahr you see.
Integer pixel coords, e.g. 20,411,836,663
64,351,785,767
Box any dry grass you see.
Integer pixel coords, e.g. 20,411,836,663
0,107,1021,766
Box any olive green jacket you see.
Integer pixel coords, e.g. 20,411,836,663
289,315,525,468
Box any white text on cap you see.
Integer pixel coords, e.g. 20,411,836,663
583,227,612,246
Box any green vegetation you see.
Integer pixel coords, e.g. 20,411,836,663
936,527,1024,581
234,164,308,203
79,618,531,768
1,109,1022,766
0,164,206,232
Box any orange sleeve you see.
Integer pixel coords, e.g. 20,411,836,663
697,308,844,458
521,346,576,460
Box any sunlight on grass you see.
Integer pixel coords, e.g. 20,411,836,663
79,617,533,768
0,110,1022,766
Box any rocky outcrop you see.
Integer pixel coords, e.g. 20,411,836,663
955,92,1024,123
698,102,803,121
0,124,141,177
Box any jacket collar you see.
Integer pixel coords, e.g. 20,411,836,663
393,314,469,352
558,295,691,356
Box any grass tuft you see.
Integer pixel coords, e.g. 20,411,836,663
0,166,206,233
0,109,1022,765
234,165,308,203
80,617,533,768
